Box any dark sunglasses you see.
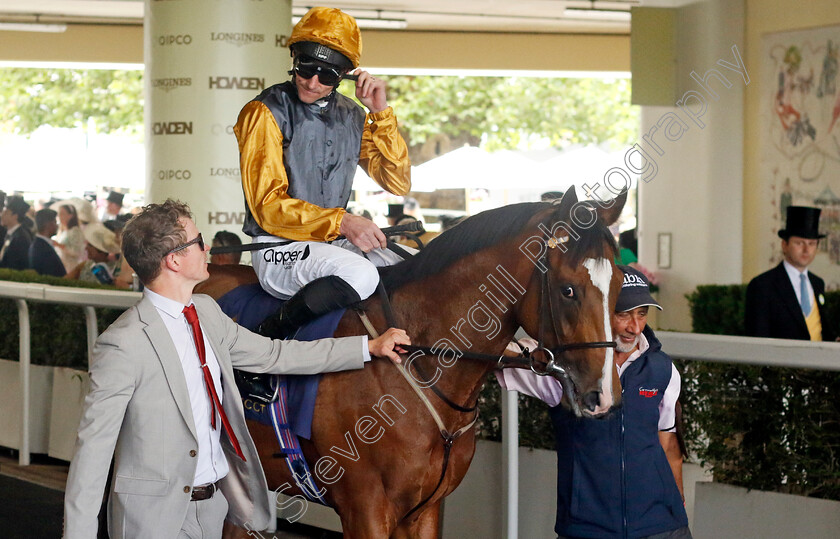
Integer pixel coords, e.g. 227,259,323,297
293,57,345,86
167,233,204,255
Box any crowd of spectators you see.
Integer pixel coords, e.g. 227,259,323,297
0,190,137,289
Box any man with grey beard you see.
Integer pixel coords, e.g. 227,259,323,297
497,265,689,539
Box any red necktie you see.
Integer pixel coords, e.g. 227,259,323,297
183,305,246,461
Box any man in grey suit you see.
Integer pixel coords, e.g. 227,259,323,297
63,199,409,538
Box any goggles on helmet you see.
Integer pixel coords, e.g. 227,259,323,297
292,55,346,87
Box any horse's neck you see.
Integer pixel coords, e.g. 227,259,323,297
389,245,530,405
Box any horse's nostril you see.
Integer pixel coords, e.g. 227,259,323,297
583,391,601,412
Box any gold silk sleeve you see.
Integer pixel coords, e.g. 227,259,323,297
234,101,345,241
359,107,411,196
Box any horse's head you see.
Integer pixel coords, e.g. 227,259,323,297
515,187,626,418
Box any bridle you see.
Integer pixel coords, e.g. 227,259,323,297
357,238,616,518
530,245,616,416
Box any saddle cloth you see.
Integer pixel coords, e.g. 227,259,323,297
216,282,345,440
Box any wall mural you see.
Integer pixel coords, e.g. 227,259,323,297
762,24,840,287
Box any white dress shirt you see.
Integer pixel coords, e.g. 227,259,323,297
145,288,229,486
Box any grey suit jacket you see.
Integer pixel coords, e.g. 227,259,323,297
64,294,365,538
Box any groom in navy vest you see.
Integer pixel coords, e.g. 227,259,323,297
497,265,690,539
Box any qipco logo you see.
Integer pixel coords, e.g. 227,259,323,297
158,34,192,46
156,169,192,181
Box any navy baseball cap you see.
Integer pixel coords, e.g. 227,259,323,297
615,265,662,313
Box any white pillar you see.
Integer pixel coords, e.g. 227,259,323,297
144,0,292,246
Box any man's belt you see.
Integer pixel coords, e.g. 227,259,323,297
191,481,220,501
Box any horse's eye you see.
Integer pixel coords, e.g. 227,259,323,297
561,285,575,299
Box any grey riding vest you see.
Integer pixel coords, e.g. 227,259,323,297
242,81,365,239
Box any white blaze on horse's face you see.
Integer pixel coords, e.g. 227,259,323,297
582,257,615,415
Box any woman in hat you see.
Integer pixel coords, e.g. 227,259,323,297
66,223,124,287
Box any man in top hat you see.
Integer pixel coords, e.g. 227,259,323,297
497,265,690,539
99,190,125,222
385,203,406,226
234,6,411,340
0,195,35,270
745,205,833,341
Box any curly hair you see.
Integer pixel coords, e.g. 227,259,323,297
121,199,192,284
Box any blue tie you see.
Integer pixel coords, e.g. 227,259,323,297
800,273,811,315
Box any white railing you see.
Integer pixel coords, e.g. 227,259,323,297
0,280,141,465
3,278,840,536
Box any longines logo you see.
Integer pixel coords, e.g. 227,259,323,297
209,211,246,225
208,76,265,90
152,122,193,135
210,124,235,136
210,32,265,46
158,34,192,46
210,167,241,181
152,78,192,92
156,169,192,180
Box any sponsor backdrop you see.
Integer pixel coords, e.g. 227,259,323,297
145,0,292,257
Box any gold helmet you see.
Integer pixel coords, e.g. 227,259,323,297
288,7,362,69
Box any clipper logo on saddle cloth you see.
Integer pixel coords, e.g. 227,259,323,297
639,387,659,398
264,245,311,269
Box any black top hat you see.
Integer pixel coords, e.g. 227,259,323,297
107,191,125,205
615,265,662,313
4,195,30,218
386,203,405,218
778,206,825,240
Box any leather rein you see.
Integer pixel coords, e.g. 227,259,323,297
359,240,616,519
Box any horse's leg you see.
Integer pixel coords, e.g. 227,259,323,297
389,502,442,539
336,493,399,539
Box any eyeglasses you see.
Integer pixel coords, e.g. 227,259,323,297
167,233,204,255
293,57,345,86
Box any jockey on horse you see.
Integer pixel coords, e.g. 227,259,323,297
234,6,412,340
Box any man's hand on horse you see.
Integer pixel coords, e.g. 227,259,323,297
340,213,387,253
368,328,411,364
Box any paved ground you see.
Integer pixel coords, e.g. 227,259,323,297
0,451,338,538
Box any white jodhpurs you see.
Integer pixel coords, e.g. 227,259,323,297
251,236,411,301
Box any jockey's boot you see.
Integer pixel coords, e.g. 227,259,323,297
257,276,362,340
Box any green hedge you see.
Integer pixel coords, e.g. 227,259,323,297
0,269,128,369
680,285,840,500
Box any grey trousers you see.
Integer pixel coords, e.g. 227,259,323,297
177,491,229,539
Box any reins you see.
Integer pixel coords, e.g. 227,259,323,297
208,221,426,255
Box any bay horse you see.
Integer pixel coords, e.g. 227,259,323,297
198,187,626,538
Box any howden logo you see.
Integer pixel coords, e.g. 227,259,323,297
152,122,193,135
209,212,246,225
208,76,265,90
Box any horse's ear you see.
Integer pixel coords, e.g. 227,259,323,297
597,189,627,226
554,186,578,218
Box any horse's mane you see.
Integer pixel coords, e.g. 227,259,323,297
379,201,617,291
